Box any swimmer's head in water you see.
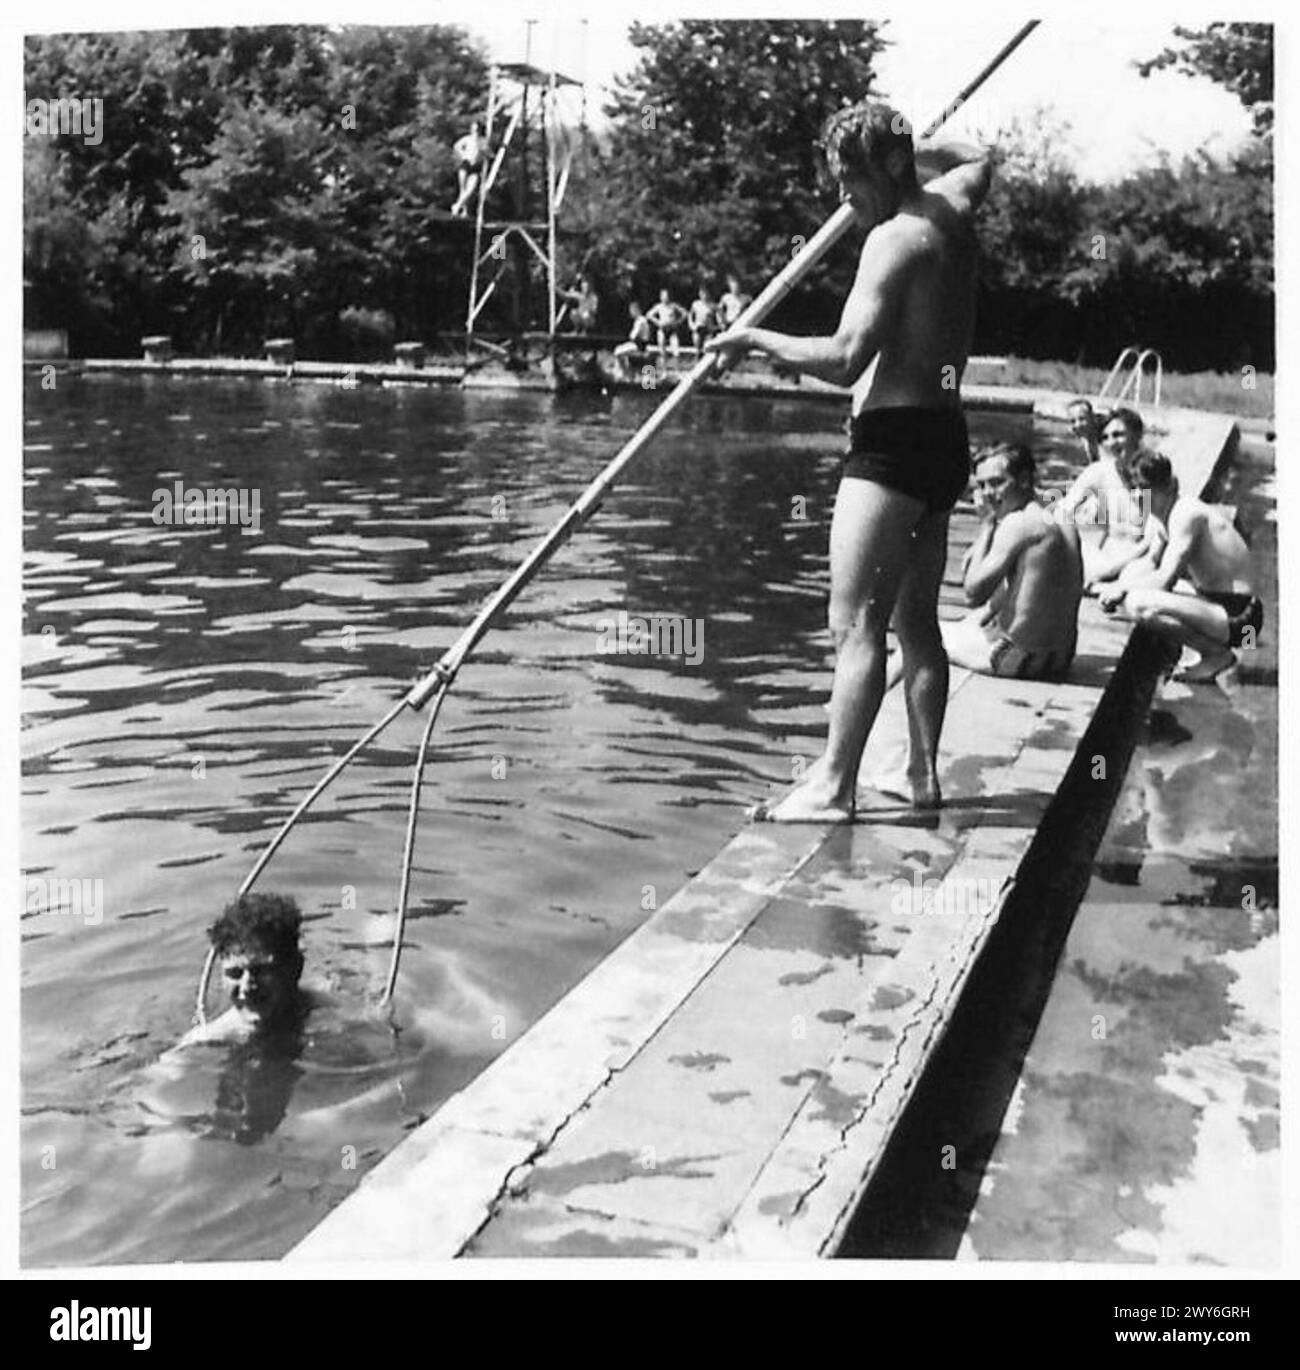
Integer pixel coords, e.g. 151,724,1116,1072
208,893,304,1030
821,100,917,217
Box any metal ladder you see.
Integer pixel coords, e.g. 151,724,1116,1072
1098,346,1164,407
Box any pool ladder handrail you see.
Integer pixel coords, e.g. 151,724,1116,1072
1098,345,1163,408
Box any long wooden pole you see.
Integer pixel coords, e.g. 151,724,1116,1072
216,22,1041,1008
406,20,1040,711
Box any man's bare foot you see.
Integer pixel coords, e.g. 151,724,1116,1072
1173,651,1237,684
748,775,855,824
862,764,942,810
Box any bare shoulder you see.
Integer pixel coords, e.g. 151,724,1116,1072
1170,497,1209,534
1013,504,1052,543
861,214,931,278
1069,463,1103,491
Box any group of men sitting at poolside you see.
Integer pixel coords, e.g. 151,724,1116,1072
915,401,1260,691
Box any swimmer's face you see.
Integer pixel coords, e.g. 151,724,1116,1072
221,945,299,1028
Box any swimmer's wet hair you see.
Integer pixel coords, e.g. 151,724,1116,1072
1129,451,1174,490
821,99,916,187
209,892,303,960
975,441,1035,485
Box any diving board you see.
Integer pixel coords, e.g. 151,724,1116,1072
290,406,1238,1262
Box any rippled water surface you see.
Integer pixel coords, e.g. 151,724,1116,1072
21,373,1078,1264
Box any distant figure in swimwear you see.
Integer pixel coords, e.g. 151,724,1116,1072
451,121,486,217
645,288,688,356
1066,397,1104,463
613,301,654,377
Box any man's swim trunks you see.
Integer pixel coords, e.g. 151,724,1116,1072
844,407,971,514
1200,589,1264,648
988,630,1076,683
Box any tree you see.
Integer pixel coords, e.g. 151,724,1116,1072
165,101,342,348
568,20,887,328
24,26,490,354
1137,24,1273,136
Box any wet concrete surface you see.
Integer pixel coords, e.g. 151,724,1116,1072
841,435,1278,1265
959,681,1278,1266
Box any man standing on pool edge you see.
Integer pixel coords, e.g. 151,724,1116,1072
706,102,992,820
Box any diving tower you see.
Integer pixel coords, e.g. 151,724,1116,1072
462,60,586,342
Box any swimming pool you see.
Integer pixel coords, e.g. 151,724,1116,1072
21,374,1082,1263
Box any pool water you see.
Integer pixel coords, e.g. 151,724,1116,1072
21,374,1080,1264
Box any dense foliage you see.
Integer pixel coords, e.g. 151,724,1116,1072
25,26,489,355
24,22,1273,370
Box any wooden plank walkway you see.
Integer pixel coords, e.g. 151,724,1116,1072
290,408,1237,1262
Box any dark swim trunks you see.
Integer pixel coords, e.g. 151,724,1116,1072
1200,590,1264,648
988,630,1076,683
843,407,971,514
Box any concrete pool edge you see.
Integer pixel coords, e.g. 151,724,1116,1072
285,404,1238,1263
30,361,1268,435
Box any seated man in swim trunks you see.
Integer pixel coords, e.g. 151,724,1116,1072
718,274,751,329
706,100,992,819
1098,452,1262,684
931,442,1082,681
182,893,310,1045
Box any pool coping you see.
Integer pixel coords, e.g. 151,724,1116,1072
30,359,1270,434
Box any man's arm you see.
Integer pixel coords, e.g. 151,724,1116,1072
964,511,1041,607
915,139,993,211
706,224,910,386
1055,466,1101,523
1090,514,1169,588
1099,507,1199,607
1136,506,1200,592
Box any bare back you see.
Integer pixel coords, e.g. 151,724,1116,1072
853,183,979,413
996,504,1084,652
1176,498,1255,594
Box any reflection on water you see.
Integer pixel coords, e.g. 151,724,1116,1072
22,374,1076,1264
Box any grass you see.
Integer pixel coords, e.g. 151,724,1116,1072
966,355,1274,422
